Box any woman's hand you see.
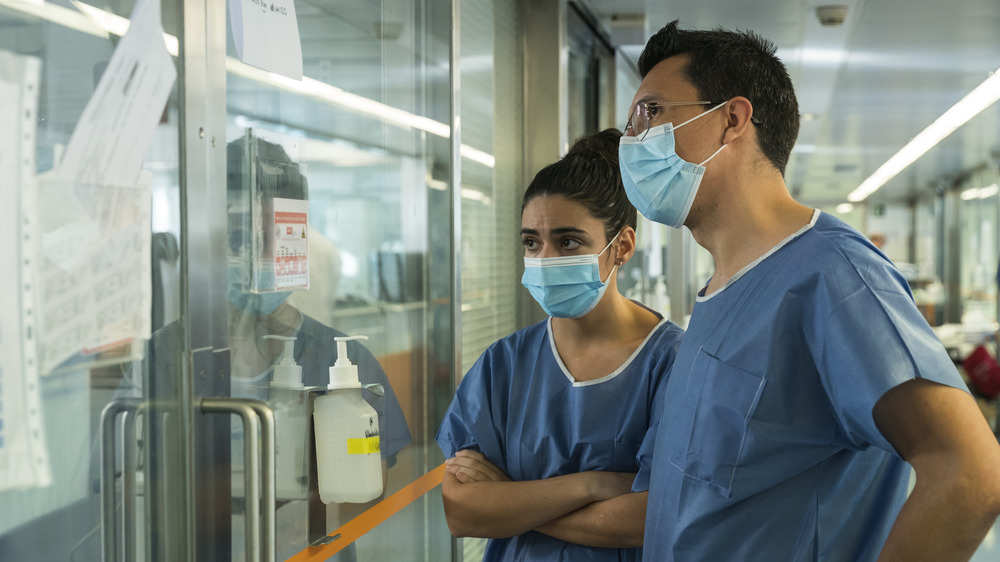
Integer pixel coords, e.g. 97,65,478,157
446,449,512,483
441,449,638,539
446,449,633,502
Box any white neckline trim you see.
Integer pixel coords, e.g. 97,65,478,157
547,316,670,387
697,209,820,302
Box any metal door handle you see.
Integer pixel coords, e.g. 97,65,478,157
100,399,139,562
201,398,275,562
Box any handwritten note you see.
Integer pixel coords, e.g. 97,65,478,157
229,0,304,80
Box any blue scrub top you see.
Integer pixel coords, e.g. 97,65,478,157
437,315,683,562
643,211,968,561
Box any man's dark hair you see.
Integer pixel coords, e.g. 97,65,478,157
522,128,637,242
638,20,799,175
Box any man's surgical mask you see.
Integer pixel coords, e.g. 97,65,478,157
521,232,620,318
619,102,727,228
227,260,290,316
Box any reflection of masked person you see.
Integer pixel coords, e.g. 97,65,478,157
225,134,411,458
227,260,291,316
225,136,411,561
226,136,309,387
226,136,305,317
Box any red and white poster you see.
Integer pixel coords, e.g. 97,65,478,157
273,197,309,290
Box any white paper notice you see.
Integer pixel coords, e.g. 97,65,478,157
57,0,176,187
229,0,304,80
34,175,153,373
0,49,51,492
273,197,309,289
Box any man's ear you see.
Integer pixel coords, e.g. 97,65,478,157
722,96,755,145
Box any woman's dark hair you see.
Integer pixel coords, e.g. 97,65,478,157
638,20,799,175
521,128,637,242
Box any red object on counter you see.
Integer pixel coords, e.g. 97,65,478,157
962,345,1000,400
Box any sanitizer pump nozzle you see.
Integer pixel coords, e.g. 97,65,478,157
263,335,303,388
329,335,368,390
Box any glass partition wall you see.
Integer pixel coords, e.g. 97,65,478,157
0,0,523,560
958,165,1000,328
0,0,189,560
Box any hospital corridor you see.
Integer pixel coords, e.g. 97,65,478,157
2,0,1000,560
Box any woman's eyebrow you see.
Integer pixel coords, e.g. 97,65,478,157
520,227,587,235
550,227,588,235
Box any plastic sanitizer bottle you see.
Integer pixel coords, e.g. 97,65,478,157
263,335,309,500
313,335,383,504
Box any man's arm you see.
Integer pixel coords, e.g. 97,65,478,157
535,491,646,548
441,450,634,539
874,378,1000,561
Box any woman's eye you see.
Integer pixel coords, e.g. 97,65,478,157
561,239,581,250
522,238,537,250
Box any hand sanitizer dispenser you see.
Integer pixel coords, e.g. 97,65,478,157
313,335,383,504
263,335,308,500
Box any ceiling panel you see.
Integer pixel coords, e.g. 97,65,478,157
584,0,1000,205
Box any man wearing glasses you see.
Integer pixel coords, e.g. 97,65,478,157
620,20,1000,561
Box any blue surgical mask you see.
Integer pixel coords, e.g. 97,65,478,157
619,103,727,228
521,233,619,318
227,261,291,316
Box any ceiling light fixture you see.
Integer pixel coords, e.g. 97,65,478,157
848,67,1000,202
960,183,999,201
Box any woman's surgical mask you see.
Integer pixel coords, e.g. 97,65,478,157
521,232,620,318
619,102,727,228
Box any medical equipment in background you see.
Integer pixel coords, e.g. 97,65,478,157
313,335,383,504
263,334,309,500
963,344,1000,400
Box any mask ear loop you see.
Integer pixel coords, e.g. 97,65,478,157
597,230,622,285
674,101,728,130
598,230,622,257
599,230,624,283
699,144,727,166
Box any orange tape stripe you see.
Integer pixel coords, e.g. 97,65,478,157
286,463,446,562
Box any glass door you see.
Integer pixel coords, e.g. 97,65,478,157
2,0,528,559
220,0,456,560
0,0,191,560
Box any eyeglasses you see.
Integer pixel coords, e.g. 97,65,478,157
623,99,761,141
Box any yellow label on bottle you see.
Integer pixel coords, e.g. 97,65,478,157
346,436,381,455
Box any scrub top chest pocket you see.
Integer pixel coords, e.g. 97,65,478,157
668,348,765,497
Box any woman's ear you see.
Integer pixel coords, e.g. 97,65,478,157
615,227,638,265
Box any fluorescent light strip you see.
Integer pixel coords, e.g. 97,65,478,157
69,0,179,56
230,63,496,167
1,0,102,37
5,0,493,167
960,183,999,201
848,68,1000,202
